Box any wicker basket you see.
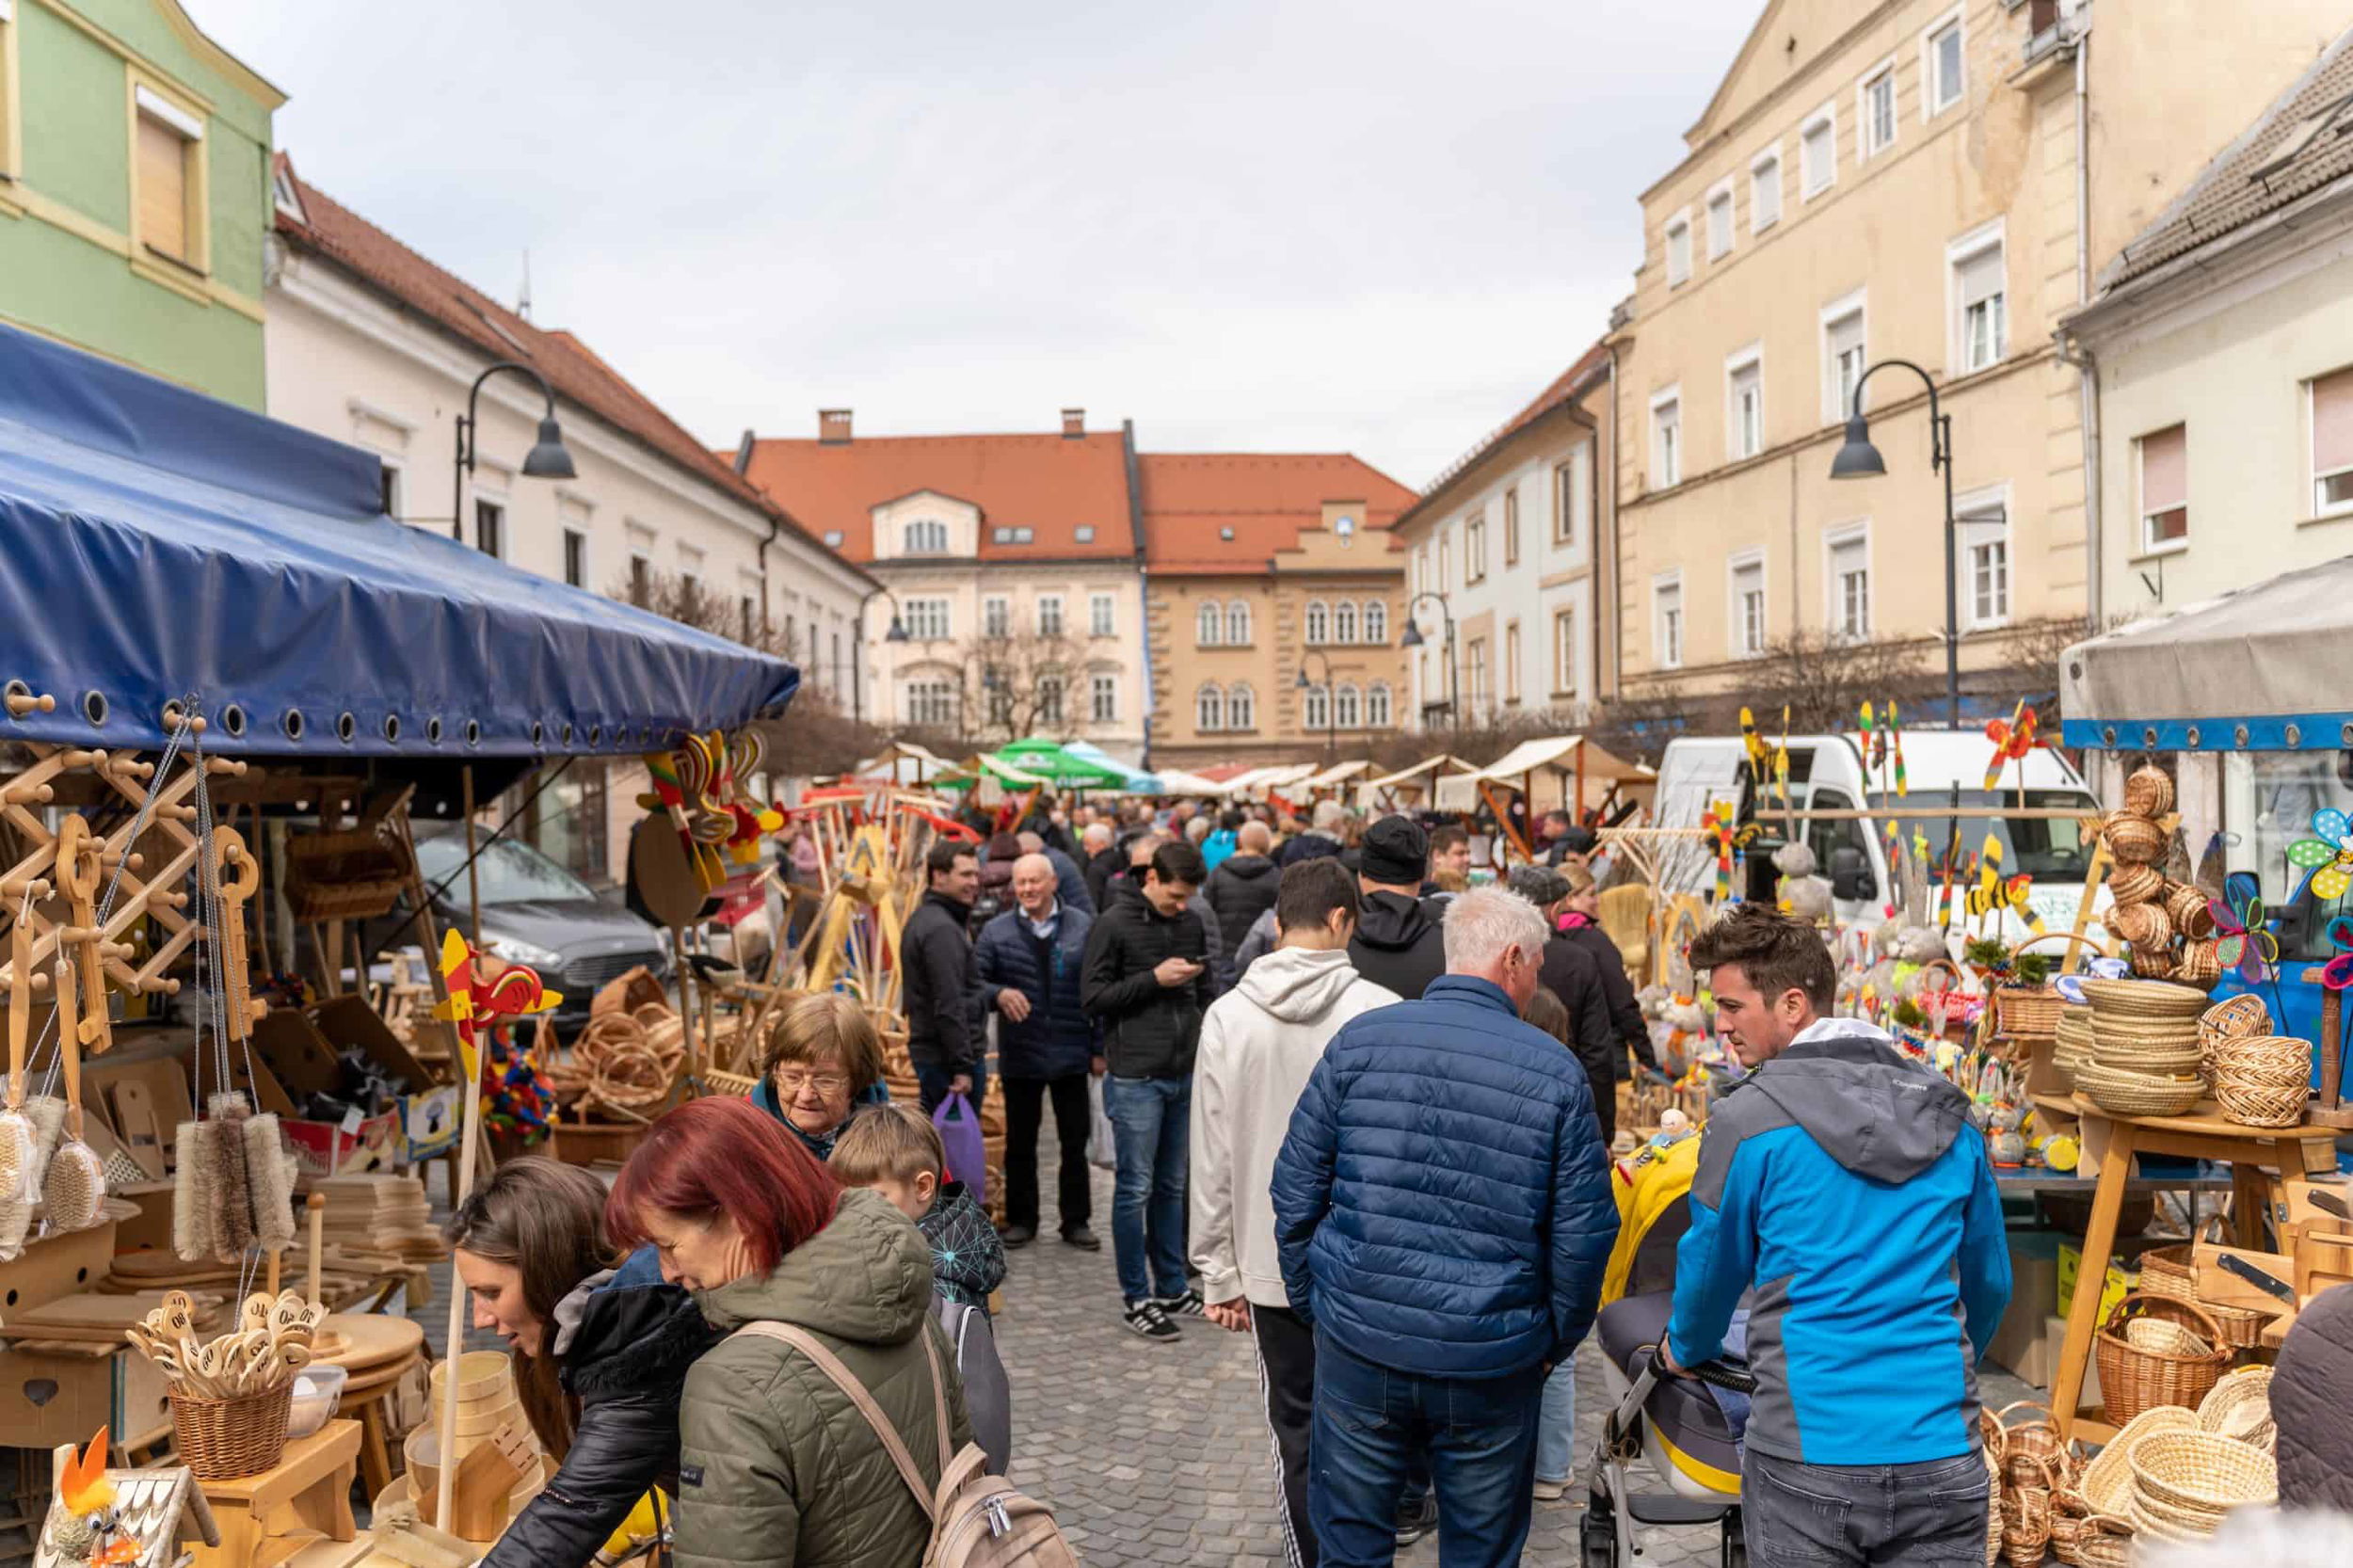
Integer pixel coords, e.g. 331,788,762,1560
2212,1033,2313,1128
2107,862,2165,905
2200,994,2273,1067
2076,1404,2197,1516
2073,1517,2133,1568
170,1384,294,1480
1999,1451,2057,1568
2108,902,2174,949
2125,1315,2213,1358
2075,1064,2206,1118
2125,764,2176,818
2053,1006,2097,1071
2104,811,2168,865
2097,1295,2233,1426
2172,940,2223,990
1982,1444,2004,1568
2082,977,2212,1017
2140,1243,2267,1348
2130,1430,2278,1513
2216,1080,2307,1128
1993,984,2062,1040
2196,1366,2276,1448
2163,883,2217,939
2131,944,2183,980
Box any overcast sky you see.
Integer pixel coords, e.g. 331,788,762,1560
198,0,1761,488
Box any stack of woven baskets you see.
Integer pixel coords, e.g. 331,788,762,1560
2100,764,2228,988
2076,978,2209,1116
2051,1002,2096,1087
2137,1242,2269,1354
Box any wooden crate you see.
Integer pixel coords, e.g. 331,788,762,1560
0,1341,172,1450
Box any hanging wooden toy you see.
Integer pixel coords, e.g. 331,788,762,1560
435,928,564,1088
1887,700,1908,796
1699,800,1736,903
1981,700,2041,792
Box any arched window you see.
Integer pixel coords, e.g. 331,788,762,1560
1195,683,1224,732
903,519,947,553
1303,684,1330,730
1195,601,1222,648
1227,683,1256,731
1367,681,1393,728
1333,600,1358,645
1304,600,1329,645
1363,600,1387,644
1335,682,1362,728
1225,600,1252,645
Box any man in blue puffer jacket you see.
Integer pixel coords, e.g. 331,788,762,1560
1666,903,2009,1568
975,854,1101,1251
1273,887,1616,1568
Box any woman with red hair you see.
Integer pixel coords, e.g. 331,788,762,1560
608,1096,973,1568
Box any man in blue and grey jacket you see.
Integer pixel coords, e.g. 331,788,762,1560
1666,904,2010,1568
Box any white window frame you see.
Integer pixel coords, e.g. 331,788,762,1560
1336,682,1363,729
1750,142,1783,234
1465,512,1488,583
1725,344,1765,462
1305,599,1330,645
1367,682,1392,728
1553,605,1580,698
1664,207,1693,287
1956,483,2012,630
1705,178,1736,261
376,456,407,523
1921,6,1966,121
1857,56,1898,161
2137,425,2191,557
1801,101,1838,199
1089,590,1116,638
1728,550,1768,660
1195,600,1223,648
1334,600,1360,644
1503,620,1522,705
903,596,952,642
561,524,588,589
1820,288,1869,426
2310,372,2353,519
1091,672,1118,724
1303,683,1331,732
1946,219,2008,376
1824,521,1874,642
1651,573,1685,672
904,679,957,728
1649,386,1683,490
1363,600,1387,644
982,595,1010,639
1036,673,1065,727
1195,683,1225,733
903,518,948,554
1227,682,1256,730
1036,593,1065,638
1554,441,1592,560
1225,600,1253,645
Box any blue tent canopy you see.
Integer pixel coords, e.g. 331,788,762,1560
0,323,796,758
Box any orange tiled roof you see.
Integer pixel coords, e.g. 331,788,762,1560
734,430,1137,563
1139,453,1416,577
1394,341,1610,533
270,155,860,573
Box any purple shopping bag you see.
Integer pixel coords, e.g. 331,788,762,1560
933,1091,986,1201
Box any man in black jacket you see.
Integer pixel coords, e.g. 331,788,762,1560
1348,816,1449,1001
903,839,984,1115
1081,838,1213,1340
1203,821,1281,967
1510,866,1630,1145
1081,821,1122,912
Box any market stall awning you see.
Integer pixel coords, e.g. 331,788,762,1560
1145,768,1228,796
0,323,797,757
1353,753,1476,799
853,741,957,784
2060,556,2353,751
1435,735,1649,812
988,738,1131,790
1225,763,1320,796
1301,760,1376,790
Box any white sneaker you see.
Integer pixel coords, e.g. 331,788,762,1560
1532,1478,1571,1502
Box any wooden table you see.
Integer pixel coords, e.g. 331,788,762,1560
2049,1097,2338,1443
192,1419,360,1568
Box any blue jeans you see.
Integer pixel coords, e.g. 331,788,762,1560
1534,1358,1577,1485
1310,1332,1541,1568
916,1060,988,1118
1105,1074,1190,1304
1743,1449,1989,1568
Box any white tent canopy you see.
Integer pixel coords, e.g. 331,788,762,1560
2060,554,2353,751
1302,759,1377,791
1144,768,1228,796
851,740,957,786
1434,735,1650,813
1225,762,1321,796
1353,754,1475,807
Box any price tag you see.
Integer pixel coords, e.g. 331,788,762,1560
339,1106,364,1136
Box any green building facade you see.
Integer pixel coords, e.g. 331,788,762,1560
0,0,280,408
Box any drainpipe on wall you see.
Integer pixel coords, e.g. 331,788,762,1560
1123,419,1153,770
2056,21,2103,627
1603,345,1620,701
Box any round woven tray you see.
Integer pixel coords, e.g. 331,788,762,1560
2077,1064,2206,1117
2131,1430,2277,1512
2090,1036,2205,1076
170,1384,294,1480
2197,1366,2275,1448
2082,978,2211,1018
2076,1404,2196,1517
2107,863,2164,905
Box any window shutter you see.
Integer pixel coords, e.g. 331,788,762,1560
1957,248,2004,311
2139,425,2187,513
137,116,189,262
2314,370,2353,474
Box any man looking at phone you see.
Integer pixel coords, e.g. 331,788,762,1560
1082,837,1215,1340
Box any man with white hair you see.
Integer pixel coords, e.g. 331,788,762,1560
1016,828,1095,916
1277,797,1347,867
1081,819,1121,911
1272,887,1617,1568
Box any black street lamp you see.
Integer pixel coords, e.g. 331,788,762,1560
1398,590,1460,728
1829,359,1960,731
1296,649,1337,761
451,360,575,545
849,585,910,725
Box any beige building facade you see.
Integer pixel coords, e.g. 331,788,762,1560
1609,0,2344,715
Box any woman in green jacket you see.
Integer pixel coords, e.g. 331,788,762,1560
608,1096,973,1568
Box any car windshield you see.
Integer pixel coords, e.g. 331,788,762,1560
1865,789,2099,881
414,834,595,905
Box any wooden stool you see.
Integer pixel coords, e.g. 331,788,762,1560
191,1420,360,1568
340,1352,423,1498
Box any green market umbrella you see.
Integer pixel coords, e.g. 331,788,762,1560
991,737,1129,790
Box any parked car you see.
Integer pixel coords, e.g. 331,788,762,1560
373,828,668,1036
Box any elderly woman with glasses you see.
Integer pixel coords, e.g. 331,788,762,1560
749,993,891,1161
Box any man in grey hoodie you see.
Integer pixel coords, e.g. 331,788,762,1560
1192,858,1400,1568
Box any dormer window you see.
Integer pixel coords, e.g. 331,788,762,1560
904,519,948,553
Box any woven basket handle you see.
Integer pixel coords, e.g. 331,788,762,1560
2016,930,2118,962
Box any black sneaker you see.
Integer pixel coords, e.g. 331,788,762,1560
1155,1288,1206,1318
1124,1301,1180,1340
999,1224,1036,1248
1395,1493,1437,1546
1060,1225,1101,1251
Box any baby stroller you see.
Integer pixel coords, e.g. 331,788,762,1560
1581,1130,1756,1568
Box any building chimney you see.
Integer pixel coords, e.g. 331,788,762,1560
1062,408,1085,439
732,428,756,474
819,408,853,444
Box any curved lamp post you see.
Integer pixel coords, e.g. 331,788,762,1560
1295,649,1337,761
1398,590,1460,728
850,585,910,725
451,360,576,545
1828,358,1960,730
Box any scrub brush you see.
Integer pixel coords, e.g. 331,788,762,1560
244,1103,296,1254
205,1092,258,1257
40,957,105,1234
172,1112,218,1261
0,924,39,1253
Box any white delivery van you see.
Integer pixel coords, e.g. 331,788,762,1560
1650,729,2106,948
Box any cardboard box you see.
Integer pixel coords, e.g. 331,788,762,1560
282,1108,403,1179
2057,1242,2137,1322
1991,1231,2066,1379
401,1083,462,1162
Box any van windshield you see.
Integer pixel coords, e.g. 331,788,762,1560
1865,789,2099,881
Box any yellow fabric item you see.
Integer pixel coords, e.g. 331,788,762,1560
1601,1130,1701,1306
600,1491,665,1561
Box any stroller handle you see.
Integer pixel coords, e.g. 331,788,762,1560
1636,1343,1758,1396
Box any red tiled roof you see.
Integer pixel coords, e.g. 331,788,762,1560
270,155,860,573
734,430,1137,563
1138,453,1417,577
1393,341,1610,533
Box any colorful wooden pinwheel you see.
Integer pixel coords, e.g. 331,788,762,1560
1887,700,1908,796
1963,832,2043,932
2288,808,2353,900
721,730,786,864
1739,707,1771,792
433,928,564,1082
1982,700,2041,790
1860,702,1886,772
1700,799,1736,901
2209,872,2281,984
